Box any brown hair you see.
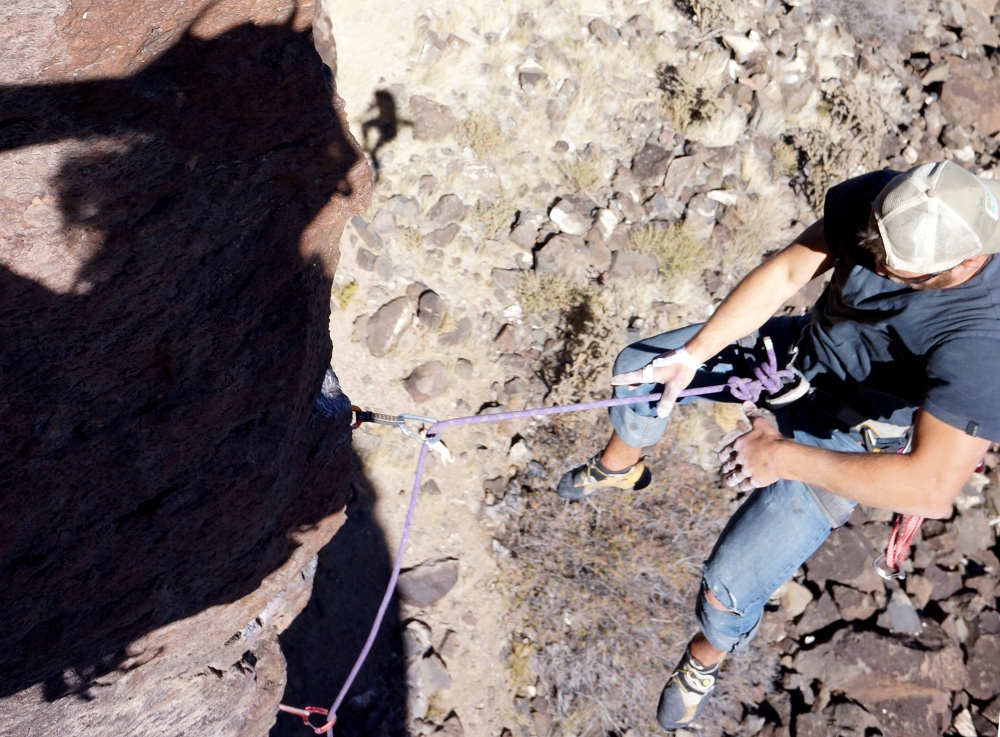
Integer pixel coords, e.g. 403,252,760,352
857,211,885,265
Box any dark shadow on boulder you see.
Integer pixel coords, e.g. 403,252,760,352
0,16,368,703
273,450,406,736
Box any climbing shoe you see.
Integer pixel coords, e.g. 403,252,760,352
656,647,719,730
555,454,651,500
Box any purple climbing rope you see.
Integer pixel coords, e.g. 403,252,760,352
283,339,794,734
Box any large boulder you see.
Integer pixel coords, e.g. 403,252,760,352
0,1,370,735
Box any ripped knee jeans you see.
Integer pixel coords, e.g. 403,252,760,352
696,409,863,652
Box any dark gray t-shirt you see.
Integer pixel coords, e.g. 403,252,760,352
799,170,1000,440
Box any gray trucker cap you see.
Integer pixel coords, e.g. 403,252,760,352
873,161,1000,273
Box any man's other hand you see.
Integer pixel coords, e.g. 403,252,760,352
718,402,783,490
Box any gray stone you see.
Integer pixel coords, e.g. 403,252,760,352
385,195,420,225
351,215,384,249
625,13,653,37
426,223,460,247
535,233,611,285
793,624,965,735
439,714,465,737
365,296,413,357
613,166,643,203
608,250,658,279
491,268,523,291
588,18,620,45
402,361,449,403
421,653,452,692
831,584,877,622
876,589,922,635
645,190,685,221
440,317,472,346
939,58,1000,135
356,247,377,271
402,620,433,664
923,564,964,601
504,377,530,402
966,633,1000,700
613,192,646,222
428,194,467,224
372,208,396,235
417,290,446,332
951,508,994,555
795,590,839,636
682,193,718,242
510,209,546,249
631,143,670,186
518,60,546,90
664,156,705,197
410,95,455,141
398,558,460,608
422,479,442,496
371,254,392,281
549,195,596,236
781,580,814,620
805,526,870,585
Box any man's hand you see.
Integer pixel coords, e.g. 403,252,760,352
610,348,699,418
718,402,784,490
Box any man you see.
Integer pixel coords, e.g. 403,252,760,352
555,161,1000,729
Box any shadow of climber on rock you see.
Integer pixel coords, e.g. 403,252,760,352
361,89,410,181
0,13,379,709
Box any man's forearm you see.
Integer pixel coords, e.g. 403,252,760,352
685,220,832,363
772,441,957,518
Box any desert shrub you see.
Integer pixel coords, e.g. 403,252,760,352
474,196,516,239
815,0,924,50
789,85,886,210
716,194,795,276
502,405,780,736
689,0,748,33
455,110,504,157
332,280,359,310
517,273,588,318
656,62,724,133
557,157,606,198
630,222,706,281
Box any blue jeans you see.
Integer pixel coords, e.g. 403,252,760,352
610,317,865,652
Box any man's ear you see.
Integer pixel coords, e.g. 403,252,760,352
960,255,990,272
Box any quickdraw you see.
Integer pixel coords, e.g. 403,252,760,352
351,405,440,444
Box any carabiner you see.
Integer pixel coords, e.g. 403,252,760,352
397,413,440,444
873,553,905,581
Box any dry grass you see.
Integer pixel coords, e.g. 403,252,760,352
473,195,516,239
455,111,505,157
503,407,779,736
787,84,887,210
630,222,708,281
690,0,750,34
332,280,359,310
517,273,589,318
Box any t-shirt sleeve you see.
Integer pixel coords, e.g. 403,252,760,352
823,170,900,260
923,337,1000,441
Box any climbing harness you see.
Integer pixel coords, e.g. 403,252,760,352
278,338,937,730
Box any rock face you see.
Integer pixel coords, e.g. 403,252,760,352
0,2,370,736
